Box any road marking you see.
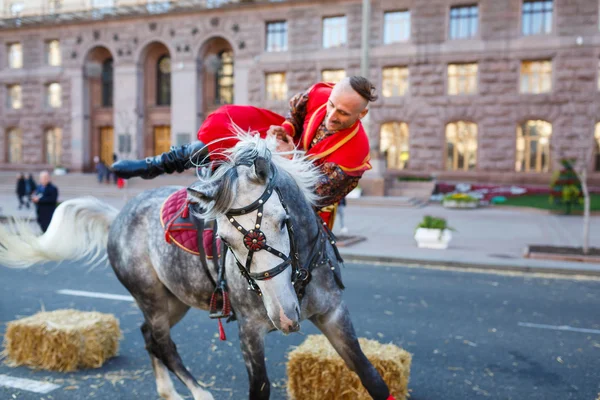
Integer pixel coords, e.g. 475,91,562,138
518,322,600,335
0,374,60,394
57,289,134,302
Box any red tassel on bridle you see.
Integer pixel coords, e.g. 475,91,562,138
387,396,396,400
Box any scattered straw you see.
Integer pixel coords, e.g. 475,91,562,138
287,334,411,400
2,309,121,372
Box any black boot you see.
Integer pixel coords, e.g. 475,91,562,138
110,141,209,179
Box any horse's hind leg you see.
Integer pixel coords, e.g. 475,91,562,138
139,289,214,400
311,303,391,400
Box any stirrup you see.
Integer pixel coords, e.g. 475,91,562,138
209,285,231,320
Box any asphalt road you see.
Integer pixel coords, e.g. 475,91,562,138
1,260,599,400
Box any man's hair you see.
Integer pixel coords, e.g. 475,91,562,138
349,76,378,103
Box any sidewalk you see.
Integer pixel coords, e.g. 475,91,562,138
335,203,600,276
1,189,599,276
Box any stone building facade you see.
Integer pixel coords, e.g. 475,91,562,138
1,0,600,194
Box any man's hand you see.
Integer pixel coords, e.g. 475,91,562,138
267,125,289,143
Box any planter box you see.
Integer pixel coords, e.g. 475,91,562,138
414,228,452,249
443,199,478,209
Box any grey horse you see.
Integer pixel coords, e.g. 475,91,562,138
0,134,393,400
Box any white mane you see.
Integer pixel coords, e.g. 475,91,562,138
192,125,321,219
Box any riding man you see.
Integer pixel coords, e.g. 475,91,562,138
112,76,377,228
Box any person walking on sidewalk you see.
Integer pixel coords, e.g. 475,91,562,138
15,173,29,209
31,171,59,233
337,196,348,234
25,173,36,205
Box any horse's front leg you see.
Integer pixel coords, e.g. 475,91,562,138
311,303,392,400
238,321,270,400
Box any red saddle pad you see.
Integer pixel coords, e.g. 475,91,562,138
160,188,220,257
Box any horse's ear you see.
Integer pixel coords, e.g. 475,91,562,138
254,157,270,182
187,182,215,204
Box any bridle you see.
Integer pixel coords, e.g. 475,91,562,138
222,163,319,296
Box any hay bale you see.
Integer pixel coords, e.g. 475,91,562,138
287,334,411,400
2,309,121,372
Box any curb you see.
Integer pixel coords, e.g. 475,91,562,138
339,253,600,278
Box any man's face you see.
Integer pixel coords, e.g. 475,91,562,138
325,85,368,132
40,172,50,186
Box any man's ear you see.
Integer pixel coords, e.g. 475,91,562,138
187,182,216,204
359,108,369,120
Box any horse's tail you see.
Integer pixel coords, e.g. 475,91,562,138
0,197,119,269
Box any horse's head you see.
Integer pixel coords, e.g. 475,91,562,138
188,133,320,334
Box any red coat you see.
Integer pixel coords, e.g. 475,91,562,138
197,85,371,176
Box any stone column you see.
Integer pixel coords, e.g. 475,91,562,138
67,67,87,171
171,60,198,145
234,58,251,106
113,63,142,159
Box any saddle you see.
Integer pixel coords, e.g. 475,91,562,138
160,188,221,258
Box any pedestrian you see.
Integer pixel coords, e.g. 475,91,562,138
31,170,59,233
94,156,108,184
338,196,348,234
112,153,118,184
26,173,36,205
15,173,29,209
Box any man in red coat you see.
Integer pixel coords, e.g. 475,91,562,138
112,76,377,227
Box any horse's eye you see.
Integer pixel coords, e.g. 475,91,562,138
280,215,289,231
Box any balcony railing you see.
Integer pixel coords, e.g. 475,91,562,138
0,0,291,29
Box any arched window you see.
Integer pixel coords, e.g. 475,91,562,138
46,127,62,166
516,120,552,172
445,121,477,171
216,50,233,105
7,128,22,163
156,55,171,106
380,122,409,169
102,58,113,107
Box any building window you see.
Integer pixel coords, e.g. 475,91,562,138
7,85,22,109
216,50,234,105
146,0,170,14
45,127,62,166
265,72,287,101
323,16,347,49
516,120,552,172
594,123,600,171
449,5,478,39
45,39,61,66
46,83,62,108
520,60,552,94
384,10,410,44
522,0,553,36
321,69,346,83
266,21,287,52
446,121,478,171
48,0,61,14
10,1,24,16
382,66,409,97
8,43,22,69
448,63,478,95
156,55,171,106
102,58,113,107
92,0,115,18
7,128,23,164
380,122,409,170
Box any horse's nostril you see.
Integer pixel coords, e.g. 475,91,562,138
289,321,300,332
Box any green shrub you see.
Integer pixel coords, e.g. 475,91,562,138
416,215,453,231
